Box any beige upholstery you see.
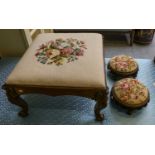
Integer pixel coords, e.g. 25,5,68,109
6,33,106,88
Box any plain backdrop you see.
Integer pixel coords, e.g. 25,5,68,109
0,0,155,155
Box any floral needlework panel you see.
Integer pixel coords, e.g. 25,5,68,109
35,38,87,66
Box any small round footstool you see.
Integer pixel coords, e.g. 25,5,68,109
108,55,139,77
110,78,150,114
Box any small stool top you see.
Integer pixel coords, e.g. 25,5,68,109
112,78,149,107
108,55,138,75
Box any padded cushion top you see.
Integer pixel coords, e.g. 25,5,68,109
6,33,106,88
113,78,149,106
109,55,138,73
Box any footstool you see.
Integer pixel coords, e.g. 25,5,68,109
2,33,108,121
108,55,139,77
110,78,150,114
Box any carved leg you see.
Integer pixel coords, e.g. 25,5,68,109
94,90,108,121
132,71,138,78
127,108,133,115
3,86,28,117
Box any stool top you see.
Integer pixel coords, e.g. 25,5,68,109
6,33,106,88
112,78,149,107
108,55,138,74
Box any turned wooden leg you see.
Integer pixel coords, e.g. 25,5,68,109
130,30,135,46
94,90,108,121
3,85,28,117
134,72,138,78
143,104,147,107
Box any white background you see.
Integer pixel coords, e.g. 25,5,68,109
0,0,155,155
0,0,155,28
1,126,155,155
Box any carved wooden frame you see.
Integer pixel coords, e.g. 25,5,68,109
2,84,108,121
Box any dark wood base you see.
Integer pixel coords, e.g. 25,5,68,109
2,84,108,121
2,85,29,117
154,57,155,63
110,89,149,115
94,88,108,121
108,70,138,79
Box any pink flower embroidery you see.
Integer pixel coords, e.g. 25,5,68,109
35,51,40,56
35,38,87,66
111,55,137,72
123,83,129,89
60,47,73,56
76,49,84,56
39,44,46,50
115,78,148,103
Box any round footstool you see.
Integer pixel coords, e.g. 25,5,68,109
108,55,139,77
111,78,150,114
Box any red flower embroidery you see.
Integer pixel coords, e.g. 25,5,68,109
60,47,73,56
35,38,87,66
115,78,148,103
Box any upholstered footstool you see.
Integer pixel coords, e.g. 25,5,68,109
2,33,108,121
108,55,139,77
110,78,150,114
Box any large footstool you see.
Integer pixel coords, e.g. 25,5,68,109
2,33,108,121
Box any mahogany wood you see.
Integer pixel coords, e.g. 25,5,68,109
2,84,108,121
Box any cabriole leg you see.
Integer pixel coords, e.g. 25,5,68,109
94,90,108,121
3,86,28,117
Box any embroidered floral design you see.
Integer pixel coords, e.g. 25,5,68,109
109,55,138,72
114,78,148,105
35,38,87,66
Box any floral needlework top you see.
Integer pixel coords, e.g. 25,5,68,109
109,55,138,72
35,38,87,66
114,78,149,105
